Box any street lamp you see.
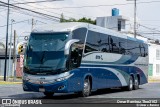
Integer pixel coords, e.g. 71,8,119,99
127,0,137,38
8,19,15,79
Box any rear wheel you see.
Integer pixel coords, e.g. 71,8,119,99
126,76,133,91
133,76,139,90
43,92,54,97
80,78,91,97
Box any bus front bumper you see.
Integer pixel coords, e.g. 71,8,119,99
23,80,69,93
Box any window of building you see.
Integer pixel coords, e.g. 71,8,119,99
156,64,160,75
156,49,160,60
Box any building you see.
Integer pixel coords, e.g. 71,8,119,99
148,41,160,78
96,8,129,32
0,49,22,78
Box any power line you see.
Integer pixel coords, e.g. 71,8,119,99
0,9,7,12
139,24,160,33
11,0,96,19
11,0,63,5
10,0,91,24
0,1,61,21
36,0,160,9
137,32,160,34
11,9,59,22
11,0,79,20
0,19,30,28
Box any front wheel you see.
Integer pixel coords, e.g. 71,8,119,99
80,78,91,97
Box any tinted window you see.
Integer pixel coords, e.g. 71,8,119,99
126,40,140,56
72,28,87,44
139,43,148,57
109,36,119,53
99,33,110,52
118,38,127,54
85,31,100,53
84,30,148,56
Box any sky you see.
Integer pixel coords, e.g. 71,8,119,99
0,0,160,44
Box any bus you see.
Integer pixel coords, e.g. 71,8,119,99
23,22,148,97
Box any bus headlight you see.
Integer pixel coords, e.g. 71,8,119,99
55,73,74,82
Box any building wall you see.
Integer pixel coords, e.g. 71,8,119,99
0,59,13,77
0,58,22,77
148,44,160,77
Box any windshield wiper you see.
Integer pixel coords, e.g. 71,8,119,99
40,51,46,64
34,66,53,68
24,66,37,75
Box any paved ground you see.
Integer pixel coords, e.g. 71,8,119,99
0,83,160,103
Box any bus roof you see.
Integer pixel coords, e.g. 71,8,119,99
32,22,145,43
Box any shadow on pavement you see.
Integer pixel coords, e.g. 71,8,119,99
7,87,143,100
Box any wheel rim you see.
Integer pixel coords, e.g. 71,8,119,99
135,79,139,88
135,79,138,86
129,78,133,90
83,79,90,95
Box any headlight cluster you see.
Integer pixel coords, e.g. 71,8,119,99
55,73,74,82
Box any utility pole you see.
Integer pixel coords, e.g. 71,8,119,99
13,30,17,81
134,0,137,38
4,0,10,81
8,19,15,79
127,0,137,38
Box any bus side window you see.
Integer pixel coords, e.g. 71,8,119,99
109,36,119,54
118,38,127,55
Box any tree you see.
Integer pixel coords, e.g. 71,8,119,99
78,17,96,25
60,13,96,25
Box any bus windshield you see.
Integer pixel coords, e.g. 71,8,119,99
24,32,69,75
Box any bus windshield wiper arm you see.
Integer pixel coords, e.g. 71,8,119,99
40,51,46,64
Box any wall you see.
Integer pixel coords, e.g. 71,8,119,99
148,43,160,77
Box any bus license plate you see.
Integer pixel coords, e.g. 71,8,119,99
39,88,45,92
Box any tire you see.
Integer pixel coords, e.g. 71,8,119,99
43,92,54,97
133,76,139,90
80,78,91,97
126,76,134,91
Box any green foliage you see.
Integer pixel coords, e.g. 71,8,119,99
60,13,96,25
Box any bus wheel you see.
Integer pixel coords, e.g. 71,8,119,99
81,78,91,97
133,76,139,90
127,76,133,91
43,92,54,97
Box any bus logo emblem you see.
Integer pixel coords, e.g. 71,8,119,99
96,55,103,60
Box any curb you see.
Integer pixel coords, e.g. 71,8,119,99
0,81,22,85
148,79,160,83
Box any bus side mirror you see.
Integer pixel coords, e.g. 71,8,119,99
64,39,79,55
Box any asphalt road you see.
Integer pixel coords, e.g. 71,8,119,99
0,83,160,103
